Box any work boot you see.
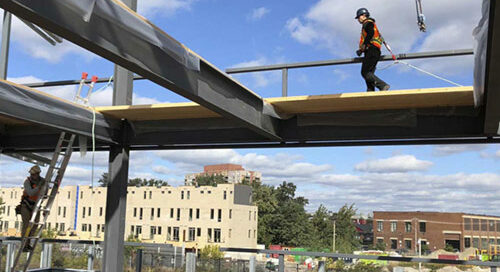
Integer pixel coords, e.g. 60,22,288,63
366,89,375,92
381,84,390,91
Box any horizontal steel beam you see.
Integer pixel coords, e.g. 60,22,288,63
226,49,474,74
0,0,281,141
24,75,146,88
0,80,120,144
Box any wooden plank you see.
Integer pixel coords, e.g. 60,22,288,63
95,102,220,121
95,87,474,121
266,87,473,114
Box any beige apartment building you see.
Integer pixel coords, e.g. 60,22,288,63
185,164,261,185
0,183,258,251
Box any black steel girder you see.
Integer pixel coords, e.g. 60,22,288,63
484,0,500,135
0,0,281,141
0,80,120,144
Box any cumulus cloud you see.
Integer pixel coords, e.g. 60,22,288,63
155,149,332,184
433,144,487,156
285,0,480,75
138,0,196,17
304,172,500,216
248,7,270,21
354,155,433,173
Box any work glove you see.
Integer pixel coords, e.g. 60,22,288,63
356,50,363,57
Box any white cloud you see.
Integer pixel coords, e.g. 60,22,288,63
248,7,270,21
138,0,196,17
355,155,433,173
230,57,282,89
285,0,480,75
332,69,349,83
433,144,487,156
8,17,93,63
152,165,173,175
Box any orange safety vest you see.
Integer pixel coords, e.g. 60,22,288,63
22,177,43,202
359,18,383,50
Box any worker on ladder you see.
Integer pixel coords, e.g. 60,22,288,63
355,8,390,92
18,165,47,251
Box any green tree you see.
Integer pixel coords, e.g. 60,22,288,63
333,204,361,253
309,205,334,251
195,174,227,186
251,181,277,246
199,245,224,260
98,173,168,187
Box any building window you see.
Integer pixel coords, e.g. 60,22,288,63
391,239,397,249
248,229,251,238
481,238,488,249
208,228,212,242
197,228,201,237
134,208,137,217
465,238,471,248
391,222,397,232
140,208,143,220
82,224,87,232
229,209,232,219
254,230,256,238
218,209,222,222
150,226,156,239
229,229,232,238
473,219,480,231
187,191,190,199
377,238,384,247
83,207,86,218
249,211,252,221
170,208,174,218
473,238,479,248
151,208,155,220
158,226,162,235
68,191,71,199
214,228,221,243
405,240,412,249
189,209,193,221
173,227,179,241
223,191,227,200
489,220,495,232
405,222,412,233
58,207,61,216
464,218,471,230
181,191,184,200
99,207,102,217
377,221,383,232
419,222,426,233
167,227,172,240
88,207,91,216
144,191,147,199
149,191,152,199
196,209,200,219
210,209,214,220
81,191,83,199
131,225,134,235
208,191,211,194
189,228,196,241
497,221,500,232
63,207,67,218
481,220,487,231
254,211,257,221
177,208,181,221
157,208,161,218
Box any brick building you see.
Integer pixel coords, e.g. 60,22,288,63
185,164,261,185
373,211,500,253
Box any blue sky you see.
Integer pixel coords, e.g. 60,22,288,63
1,0,499,216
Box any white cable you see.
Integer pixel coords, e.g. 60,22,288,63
397,60,463,87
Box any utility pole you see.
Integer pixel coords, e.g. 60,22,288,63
333,220,336,252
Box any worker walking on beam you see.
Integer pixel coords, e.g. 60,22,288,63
17,165,47,251
355,8,390,92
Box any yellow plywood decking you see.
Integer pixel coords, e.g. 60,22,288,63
95,86,474,121
266,86,474,114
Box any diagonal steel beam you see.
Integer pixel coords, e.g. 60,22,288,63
0,80,120,144
0,0,282,141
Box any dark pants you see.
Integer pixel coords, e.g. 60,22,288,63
21,203,39,238
361,46,388,91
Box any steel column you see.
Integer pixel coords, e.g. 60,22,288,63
282,68,288,97
0,11,12,80
87,245,94,271
135,249,143,272
278,254,284,272
113,0,136,107
102,142,130,272
484,0,500,135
